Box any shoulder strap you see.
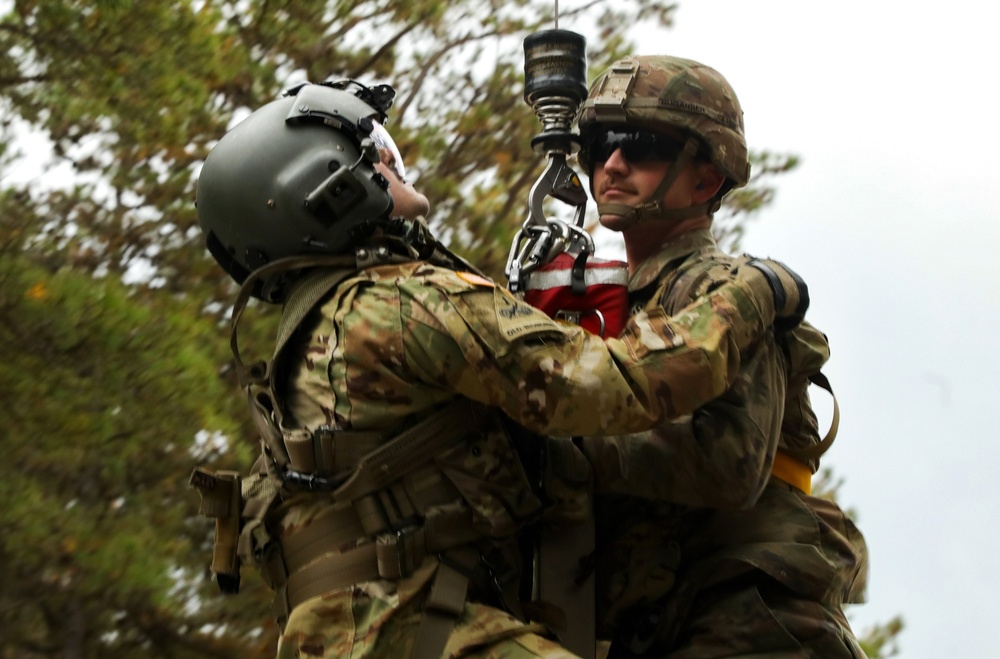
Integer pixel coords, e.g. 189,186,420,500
229,254,357,389
785,371,840,462
658,247,734,313
229,255,358,475
331,398,487,503
269,266,360,387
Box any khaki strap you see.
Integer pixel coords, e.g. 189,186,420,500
595,137,715,226
411,559,470,659
280,505,367,575
283,426,384,476
770,371,841,496
333,399,484,503
237,471,282,567
271,542,382,627
230,254,357,389
793,371,840,461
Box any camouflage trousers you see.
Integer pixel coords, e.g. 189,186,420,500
600,577,866,659
276,560,581,659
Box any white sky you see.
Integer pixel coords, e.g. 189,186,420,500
584,1,1000,656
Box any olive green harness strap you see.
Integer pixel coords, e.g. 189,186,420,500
230,256,361,477
788,371,840,462
269,544,470,659
331,398,487,503
230,254,358,389
412,555,472,659
262,399,489,639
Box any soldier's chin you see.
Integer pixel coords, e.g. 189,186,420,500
598,213,631,232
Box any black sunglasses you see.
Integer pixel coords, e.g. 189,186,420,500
580,129,687,170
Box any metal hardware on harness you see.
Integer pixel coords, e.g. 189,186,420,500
376,525,427,580
281,468,346,491
506,211,595,292
555,308,606,336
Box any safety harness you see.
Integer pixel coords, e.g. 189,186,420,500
191,248,536,657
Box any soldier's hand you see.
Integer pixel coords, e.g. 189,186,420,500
738,258,810,330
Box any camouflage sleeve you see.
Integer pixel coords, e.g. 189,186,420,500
401,272,775,438
777,321,831,471
579,332,787,508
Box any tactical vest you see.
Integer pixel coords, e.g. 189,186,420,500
190,251,547,657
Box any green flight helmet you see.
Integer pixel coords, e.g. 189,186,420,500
577,55,750,191
197,80,402,302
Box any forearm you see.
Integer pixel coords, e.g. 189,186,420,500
581,333,787,508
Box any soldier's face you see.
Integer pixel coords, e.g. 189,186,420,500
592,148,701,231
589,127,722,233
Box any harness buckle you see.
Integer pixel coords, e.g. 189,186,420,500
281,467,345,491
376,524,427,580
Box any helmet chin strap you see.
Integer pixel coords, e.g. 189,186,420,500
596,136,721,228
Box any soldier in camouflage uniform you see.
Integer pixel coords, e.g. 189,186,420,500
573,56,869,658
193,79,808,659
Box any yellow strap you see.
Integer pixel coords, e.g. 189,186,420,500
771,450,812,495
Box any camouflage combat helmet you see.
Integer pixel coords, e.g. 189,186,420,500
577,56,749,224
196,80,402,302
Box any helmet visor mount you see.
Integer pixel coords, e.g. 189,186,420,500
370,120,406,181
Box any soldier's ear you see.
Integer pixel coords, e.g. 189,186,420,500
693,164,725,202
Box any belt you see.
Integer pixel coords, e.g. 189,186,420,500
770,449,812,495
266,492,479,626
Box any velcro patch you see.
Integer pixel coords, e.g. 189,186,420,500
456,271,495,288
493,287,558,341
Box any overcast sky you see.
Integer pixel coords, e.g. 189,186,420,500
582,1,1000,656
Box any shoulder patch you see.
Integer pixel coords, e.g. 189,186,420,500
456,271,495,288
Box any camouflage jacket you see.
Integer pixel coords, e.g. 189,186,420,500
579,228,868,643
266,247,780,656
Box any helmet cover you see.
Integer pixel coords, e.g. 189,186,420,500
577,55,749,187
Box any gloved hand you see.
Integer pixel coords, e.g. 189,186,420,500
738,258,810,330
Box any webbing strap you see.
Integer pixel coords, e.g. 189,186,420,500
796,371,840,460
280,505,367,575
230,254,357,389
283,427,383,476
272,542,382,626
411,557,471,659
332,398,485,503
